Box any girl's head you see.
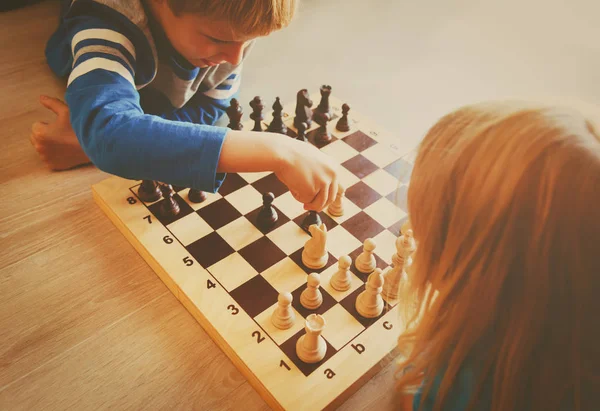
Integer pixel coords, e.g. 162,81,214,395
397,101,600,411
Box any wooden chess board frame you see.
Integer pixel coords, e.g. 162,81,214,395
92,93,416,410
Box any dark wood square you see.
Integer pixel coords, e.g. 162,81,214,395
339,284,393,328
348,245,389,282
186,231,235,268
246,205,290,235
384,158,413,184
251,173,289,198
293,211,338,235
345,181,382,209
388,215,410,237
286,128,298,138
341,211,386,244
341,155,379,179
289,248,336,274
196,198,242,230
238,236,287,273
290,281,337,319
230,275,279,318
148,193,194,226
306,127,338,149
218,173,249,196
279,328,336,377
342,131,378,152
386,184,409,213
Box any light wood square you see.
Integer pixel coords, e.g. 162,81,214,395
238,171,272,184
364,197,407,229
363,169,402,197
272,191,305,220
261,257,308,294
372,230,399,265
217,217,263,251
320,262,363,302
326,225,362,259
166,212,213,246
224,184,263,215
337,166,360,192
267,221,310,255
321,304,365,350
179,188,222,211
362,143,403,168
324,194,362,224
320,140,359,164
207,252,258,291
254,301,304,345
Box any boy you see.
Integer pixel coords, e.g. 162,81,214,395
31,0,339,211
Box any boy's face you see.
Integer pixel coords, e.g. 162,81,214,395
150,1,257,67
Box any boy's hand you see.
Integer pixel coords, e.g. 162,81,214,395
274,138,339,212
30,95,90,170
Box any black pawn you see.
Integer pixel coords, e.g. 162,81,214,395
138,180,162,202
296,121,308,142
226,98,243,130
188,188,207,203
267,97,287,135
301,210,322,233
258,192,278,229
249,96,264,131
160,184,180,217
336,103,351,132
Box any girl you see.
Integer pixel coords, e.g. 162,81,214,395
396,101,599,411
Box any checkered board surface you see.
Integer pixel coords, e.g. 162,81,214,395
92,94,416,410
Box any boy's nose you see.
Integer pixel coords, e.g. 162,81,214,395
224,43,245,66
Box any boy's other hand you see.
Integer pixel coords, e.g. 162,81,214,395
30,95,90,170
274,139,339,212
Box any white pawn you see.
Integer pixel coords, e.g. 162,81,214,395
327,185,345,217
356,268,385,318
382,230,416,301
300,272,323,309
355,238,377,274
296,313,327,363
330,255,352,291
271,292,295,330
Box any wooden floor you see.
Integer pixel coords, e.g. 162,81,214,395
2,0,599,409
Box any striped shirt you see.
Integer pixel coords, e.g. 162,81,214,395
46,0,253,192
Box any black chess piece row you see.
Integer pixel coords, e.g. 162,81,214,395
137,180,206,218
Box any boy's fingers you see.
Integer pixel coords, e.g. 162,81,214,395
39,95,68,116
305,184,329,212
31,121,49,136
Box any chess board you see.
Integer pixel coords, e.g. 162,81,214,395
92,93,416,410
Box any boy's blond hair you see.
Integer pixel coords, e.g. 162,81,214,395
166,0,297,37
396,100,600,410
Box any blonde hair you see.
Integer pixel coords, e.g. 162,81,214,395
166,0,297,37
396,101,600,411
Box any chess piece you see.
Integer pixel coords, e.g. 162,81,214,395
330,255,352,291
355,238,377,274
138,180,162,202
226,98,243,130
336,103,351,132
382,230,416,301
356,268,385,318
267,97,287,135
300,272,323,309
271,292,295,330
296,121,308,142
312,85,333,144
327,185,345,217
159,184,180,217
401,219,412,236
294,89,313,129
249,96,264,131
302,224,328,269
188,188,207,203
301,210,321,233
257,192,278,229
296,314,327,363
